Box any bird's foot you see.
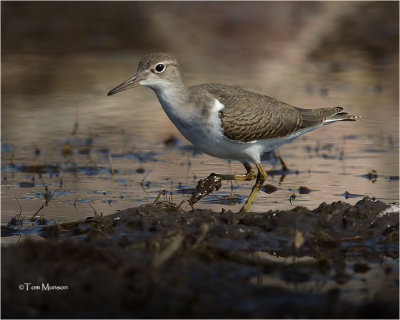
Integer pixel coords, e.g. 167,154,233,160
214,171,257,182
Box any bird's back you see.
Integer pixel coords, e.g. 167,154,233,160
192,83,358,143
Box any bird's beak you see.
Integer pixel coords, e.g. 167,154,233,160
107,73,141,96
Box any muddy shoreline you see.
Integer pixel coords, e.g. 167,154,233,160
2,197,398,318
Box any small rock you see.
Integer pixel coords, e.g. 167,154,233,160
298,186,311,194
163,135,179,146
353,263,370,274
261,184,278,194
18,182,35,188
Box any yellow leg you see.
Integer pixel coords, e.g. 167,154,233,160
240,163,267,213
215,162,257,182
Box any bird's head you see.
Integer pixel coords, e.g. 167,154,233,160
107,53,182,96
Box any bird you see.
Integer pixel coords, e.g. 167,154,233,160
107,53,360,213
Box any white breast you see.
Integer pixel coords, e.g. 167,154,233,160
155,92,278,163
159,97,227,152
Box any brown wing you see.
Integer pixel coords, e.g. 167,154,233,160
194,83,346,143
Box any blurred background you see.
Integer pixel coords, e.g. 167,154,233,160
1,1,399,224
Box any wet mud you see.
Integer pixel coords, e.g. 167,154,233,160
2,197,398,318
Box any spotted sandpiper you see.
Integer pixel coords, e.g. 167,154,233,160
108,53,360,213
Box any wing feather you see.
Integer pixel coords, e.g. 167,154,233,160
192,83,358,143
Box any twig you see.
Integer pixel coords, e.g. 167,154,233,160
89,203,103,218
152,234,185,269
108,153,115,174
170,180,173,202
140,169,153,186
140,169,153,197
31,186,56,220
15,196,22,219
154,188,166,204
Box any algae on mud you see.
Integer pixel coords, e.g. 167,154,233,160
2,197,398,318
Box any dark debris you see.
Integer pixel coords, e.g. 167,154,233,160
189,174,222,207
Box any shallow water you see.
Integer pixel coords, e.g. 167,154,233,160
1,51,399,227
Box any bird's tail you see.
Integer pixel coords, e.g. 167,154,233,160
326,106,361,123
298,106,361,127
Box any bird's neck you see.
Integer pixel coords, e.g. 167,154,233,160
152,80,192,119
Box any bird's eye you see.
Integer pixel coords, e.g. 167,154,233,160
155,63,165,73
